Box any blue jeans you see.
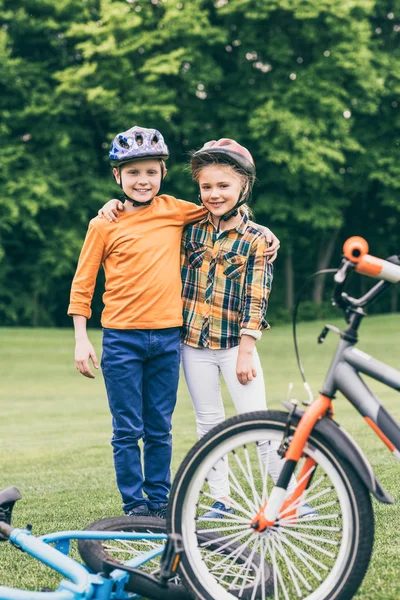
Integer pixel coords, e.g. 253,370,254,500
101,327,181,513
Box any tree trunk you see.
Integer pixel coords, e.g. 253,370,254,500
285,245,294,311
313,230,340,304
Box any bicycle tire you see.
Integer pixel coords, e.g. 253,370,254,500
168,410,374,600
78,516,193,599
78,515,270,599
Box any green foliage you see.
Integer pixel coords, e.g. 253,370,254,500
0,0,399,325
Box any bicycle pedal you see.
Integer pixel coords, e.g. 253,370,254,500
159,534,184,584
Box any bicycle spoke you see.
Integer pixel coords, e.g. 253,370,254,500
228,536,261,591
281,522,341,532
236,444,263,506
199,527,254,553
268,535,290,600
274,533,313,595
197,523,251,535
279,528,337,558
276,528,326,579
280,526,341,547
198,495,253,522
256,441,270,504
226,458,259,514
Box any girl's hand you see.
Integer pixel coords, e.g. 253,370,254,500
236,350,257,385
75,338,99,379
98,199,124,222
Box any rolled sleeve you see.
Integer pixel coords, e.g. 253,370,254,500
240,239,273,331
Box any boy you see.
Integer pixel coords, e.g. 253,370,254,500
68,126,206,517
69,126,279,517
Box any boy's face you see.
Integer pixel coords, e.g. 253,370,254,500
113,159,164,203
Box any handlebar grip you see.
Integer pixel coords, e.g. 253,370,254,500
343,237,369,262
343,237,400,283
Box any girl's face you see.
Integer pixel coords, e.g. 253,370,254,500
198,164,244,222
113,159,163,203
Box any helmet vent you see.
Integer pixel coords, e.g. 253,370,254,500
135,134,143,146
152,134,159,145
118,136,129,149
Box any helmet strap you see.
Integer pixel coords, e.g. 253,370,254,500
221,186,250,222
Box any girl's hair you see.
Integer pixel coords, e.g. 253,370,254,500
191,152,254,218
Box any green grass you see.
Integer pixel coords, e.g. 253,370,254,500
0,315,399,597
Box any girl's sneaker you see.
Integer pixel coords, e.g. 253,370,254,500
201,501,235,519
297,503,318,518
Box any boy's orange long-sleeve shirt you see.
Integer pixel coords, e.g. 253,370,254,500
68,195,206,329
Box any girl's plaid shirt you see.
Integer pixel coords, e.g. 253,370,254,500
180,212,273,350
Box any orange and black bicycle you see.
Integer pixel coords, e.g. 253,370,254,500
167,237,400,600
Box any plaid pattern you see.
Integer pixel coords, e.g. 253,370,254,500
181,212,273,349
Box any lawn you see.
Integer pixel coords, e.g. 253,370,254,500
0,314,399,598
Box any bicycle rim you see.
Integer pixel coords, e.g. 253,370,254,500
169,413,373,600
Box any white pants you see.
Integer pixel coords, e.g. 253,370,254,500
181,344,286,499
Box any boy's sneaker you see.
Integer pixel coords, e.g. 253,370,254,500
150,503,168,519
297,503,318,518
200,501,235,520
126,504,151,517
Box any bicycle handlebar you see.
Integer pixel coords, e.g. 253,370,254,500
343,237,400,283
332,237,400,311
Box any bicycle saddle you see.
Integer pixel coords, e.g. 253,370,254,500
0,486,21,540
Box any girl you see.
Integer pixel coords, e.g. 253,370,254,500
180,139,280,518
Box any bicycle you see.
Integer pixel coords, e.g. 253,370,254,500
167,236,400,600
0,485,191,600
0,486,269,599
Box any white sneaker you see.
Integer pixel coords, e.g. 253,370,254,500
297,503,318,518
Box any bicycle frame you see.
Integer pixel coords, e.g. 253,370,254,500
0,525,166,600
323,336,400,457
260,237,400,527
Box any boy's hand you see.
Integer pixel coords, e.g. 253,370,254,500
75,339,99,379
98,199,124,222
260,227,280,263
236,350,257,385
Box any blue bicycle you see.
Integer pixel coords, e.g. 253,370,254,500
0,486,265,600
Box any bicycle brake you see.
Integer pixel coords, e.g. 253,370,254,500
278,401,298,458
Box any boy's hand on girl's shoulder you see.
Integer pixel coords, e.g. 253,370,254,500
98,199,125,222
75,338,99,379
260,227,280,263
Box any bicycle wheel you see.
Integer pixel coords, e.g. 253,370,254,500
168,410,374,600
78,516,191,599
78,515,270,599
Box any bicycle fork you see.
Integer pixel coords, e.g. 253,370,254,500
251,394,333,531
